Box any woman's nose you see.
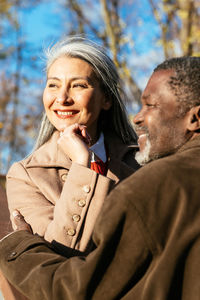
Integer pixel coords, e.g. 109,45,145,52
56,97,73,105
56,91,74,105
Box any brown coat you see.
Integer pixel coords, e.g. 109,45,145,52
6,130,139,252
1,136,200,299
0,183,11,239
0,181,28,300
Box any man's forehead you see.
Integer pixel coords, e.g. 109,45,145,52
141,93,151,102
150,69,175,83
141,69,177,104
145,70,175,92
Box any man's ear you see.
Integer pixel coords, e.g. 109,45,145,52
187,105,200,132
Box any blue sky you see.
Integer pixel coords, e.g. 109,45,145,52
0,0,164,173
17,0,163,120
21,2,61,45
17,0,163,88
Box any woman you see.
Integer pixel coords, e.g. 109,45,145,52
6,36,139,253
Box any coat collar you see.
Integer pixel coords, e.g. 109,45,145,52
25,130,138,172
104,131,139,182
104,130,138,161
25,131,72,169
177,135,200,154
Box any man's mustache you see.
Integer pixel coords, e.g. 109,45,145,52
133,124,149,136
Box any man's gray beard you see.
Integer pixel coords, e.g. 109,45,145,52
135,137,151,166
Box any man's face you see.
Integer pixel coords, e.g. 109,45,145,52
133,69,190,165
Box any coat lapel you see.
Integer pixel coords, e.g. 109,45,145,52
104,132,139,183
25,131,72,170
25,130,139,184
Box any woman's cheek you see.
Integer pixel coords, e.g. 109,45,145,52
43,92,54,108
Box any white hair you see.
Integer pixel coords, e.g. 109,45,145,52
135,137,151,166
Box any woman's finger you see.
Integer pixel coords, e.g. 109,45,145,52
12,210,33,233
60,124,91,144
81,127,91,145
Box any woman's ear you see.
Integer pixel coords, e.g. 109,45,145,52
102,97,112,111
187,105,200,132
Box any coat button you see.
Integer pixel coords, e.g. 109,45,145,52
61,173,67,182
83,185,90,193
9,251,17,258
78,199,86,207
72,214,81,222
66,228,76,236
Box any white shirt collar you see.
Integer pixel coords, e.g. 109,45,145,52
89,132,107,163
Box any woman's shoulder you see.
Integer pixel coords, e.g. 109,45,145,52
8,131,60,173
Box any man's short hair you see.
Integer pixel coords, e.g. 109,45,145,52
154,57,200,114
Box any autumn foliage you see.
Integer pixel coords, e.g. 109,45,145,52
0,0,200,174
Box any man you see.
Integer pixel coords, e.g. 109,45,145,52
1,56,200,300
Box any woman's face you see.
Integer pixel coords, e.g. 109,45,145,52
43,56,111,139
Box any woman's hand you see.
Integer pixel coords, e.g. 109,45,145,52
12,210,33,233
57,123,91,167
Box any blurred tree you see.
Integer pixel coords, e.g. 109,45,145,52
149,0,200,58
1,0,200,174
63,0,142,103
0,0,42,172
62,0,200,97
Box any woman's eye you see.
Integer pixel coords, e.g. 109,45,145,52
48,83,57,88
72,83,87,88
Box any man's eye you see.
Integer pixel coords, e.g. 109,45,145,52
146,103,155,107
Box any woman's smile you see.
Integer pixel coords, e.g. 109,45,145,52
54,109,79,119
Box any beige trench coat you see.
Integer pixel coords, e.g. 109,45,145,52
6,130,139,252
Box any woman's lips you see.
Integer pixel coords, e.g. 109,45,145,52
54,110,79,119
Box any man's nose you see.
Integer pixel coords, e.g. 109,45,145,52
133,109,143,125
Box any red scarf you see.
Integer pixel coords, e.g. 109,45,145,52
90,159,107,175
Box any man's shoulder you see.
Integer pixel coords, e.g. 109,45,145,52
133,143,199,182
123,154,176,187
115,144,200,208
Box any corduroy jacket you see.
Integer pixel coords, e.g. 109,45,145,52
1,136,200,299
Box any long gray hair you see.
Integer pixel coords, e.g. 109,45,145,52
35,36,137,149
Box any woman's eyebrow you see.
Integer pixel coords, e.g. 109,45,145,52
47,76,60,81
69,76,91,81
47,76,90,81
